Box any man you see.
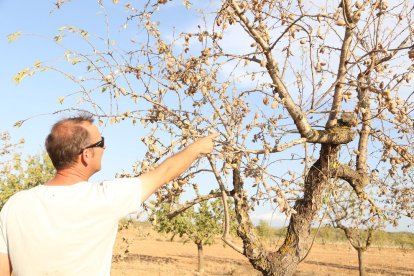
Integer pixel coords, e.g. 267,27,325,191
0,114,218,275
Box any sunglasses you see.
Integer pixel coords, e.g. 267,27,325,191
81,136,105,152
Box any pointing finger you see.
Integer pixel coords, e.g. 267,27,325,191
207,133,220,140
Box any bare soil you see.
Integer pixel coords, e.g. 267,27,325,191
111,226,414,275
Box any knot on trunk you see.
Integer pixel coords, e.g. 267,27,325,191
305,127,355,144
336,165,370,192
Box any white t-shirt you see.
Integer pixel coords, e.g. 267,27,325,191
0,177,142,276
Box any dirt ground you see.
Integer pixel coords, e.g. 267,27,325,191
111,226,414,276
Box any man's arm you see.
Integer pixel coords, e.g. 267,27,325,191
0,253,11,276
139,133,218,202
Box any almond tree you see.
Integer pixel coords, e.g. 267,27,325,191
336,226,374,276
328,169,414,275
0,134,57,226
152,197,235,273
11,0,414,274
327,180,381,276
0,150,55,209
0,132,23,161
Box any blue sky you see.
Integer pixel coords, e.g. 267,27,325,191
0,1,211,182
0,0,149,181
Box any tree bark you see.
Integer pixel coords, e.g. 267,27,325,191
357,248,366,276
197,241,204,273
233,144,340,275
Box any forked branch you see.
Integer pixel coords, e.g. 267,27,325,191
208,156,244,254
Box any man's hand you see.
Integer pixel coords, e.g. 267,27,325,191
189,133,219,155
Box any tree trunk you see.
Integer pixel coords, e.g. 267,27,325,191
357,248,366,276
197,241,204,273
233,144,340,275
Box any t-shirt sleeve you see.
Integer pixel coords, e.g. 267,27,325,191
99,177,142,220
0,203,9,254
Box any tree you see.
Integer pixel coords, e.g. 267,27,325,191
11,0,414,275
327,180,382,276
0,132,23,161
340,227,373,276
152,197,236,273
256,220,275,240
0,151,55,209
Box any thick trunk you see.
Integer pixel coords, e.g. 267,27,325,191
197,241,204,273
233,144,339,275
357,248,366,276
272,144,339,274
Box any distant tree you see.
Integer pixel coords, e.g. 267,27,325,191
152,197,236,273
0,132,23,160
256,220,274,240
0,151,55,209
339,226,373,276
327,180,382,276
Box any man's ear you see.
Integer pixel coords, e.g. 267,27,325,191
80,150,90,166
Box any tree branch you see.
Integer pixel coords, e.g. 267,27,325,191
372,132,414,164
167,191,231,219
206,156,244,254
229,0,315,140
336,164,369,193
241,138,307,154
335,164,383,213
306,127,355,144
325,27,353,128
221,237,244,255
355,34,412,172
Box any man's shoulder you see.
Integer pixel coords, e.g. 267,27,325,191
1,189,31,219
99,177,142,186
3,187,39,207
7,188,33,201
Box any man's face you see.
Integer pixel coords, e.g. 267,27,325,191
83,122,105,173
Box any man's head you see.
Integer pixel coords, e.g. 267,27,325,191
45,114,105,173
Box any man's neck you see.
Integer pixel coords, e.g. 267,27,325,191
45,168,90,186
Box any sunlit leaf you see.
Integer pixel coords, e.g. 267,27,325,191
12,68,30,85
64,52,71,61
182,0,191,9
80,30,89,39
7,32,22,43
67,26,76,33
70,58,82,65
64,52,81,65
57,96,65,104
33,60,42,68
54,34,64,42
13,121,23,128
